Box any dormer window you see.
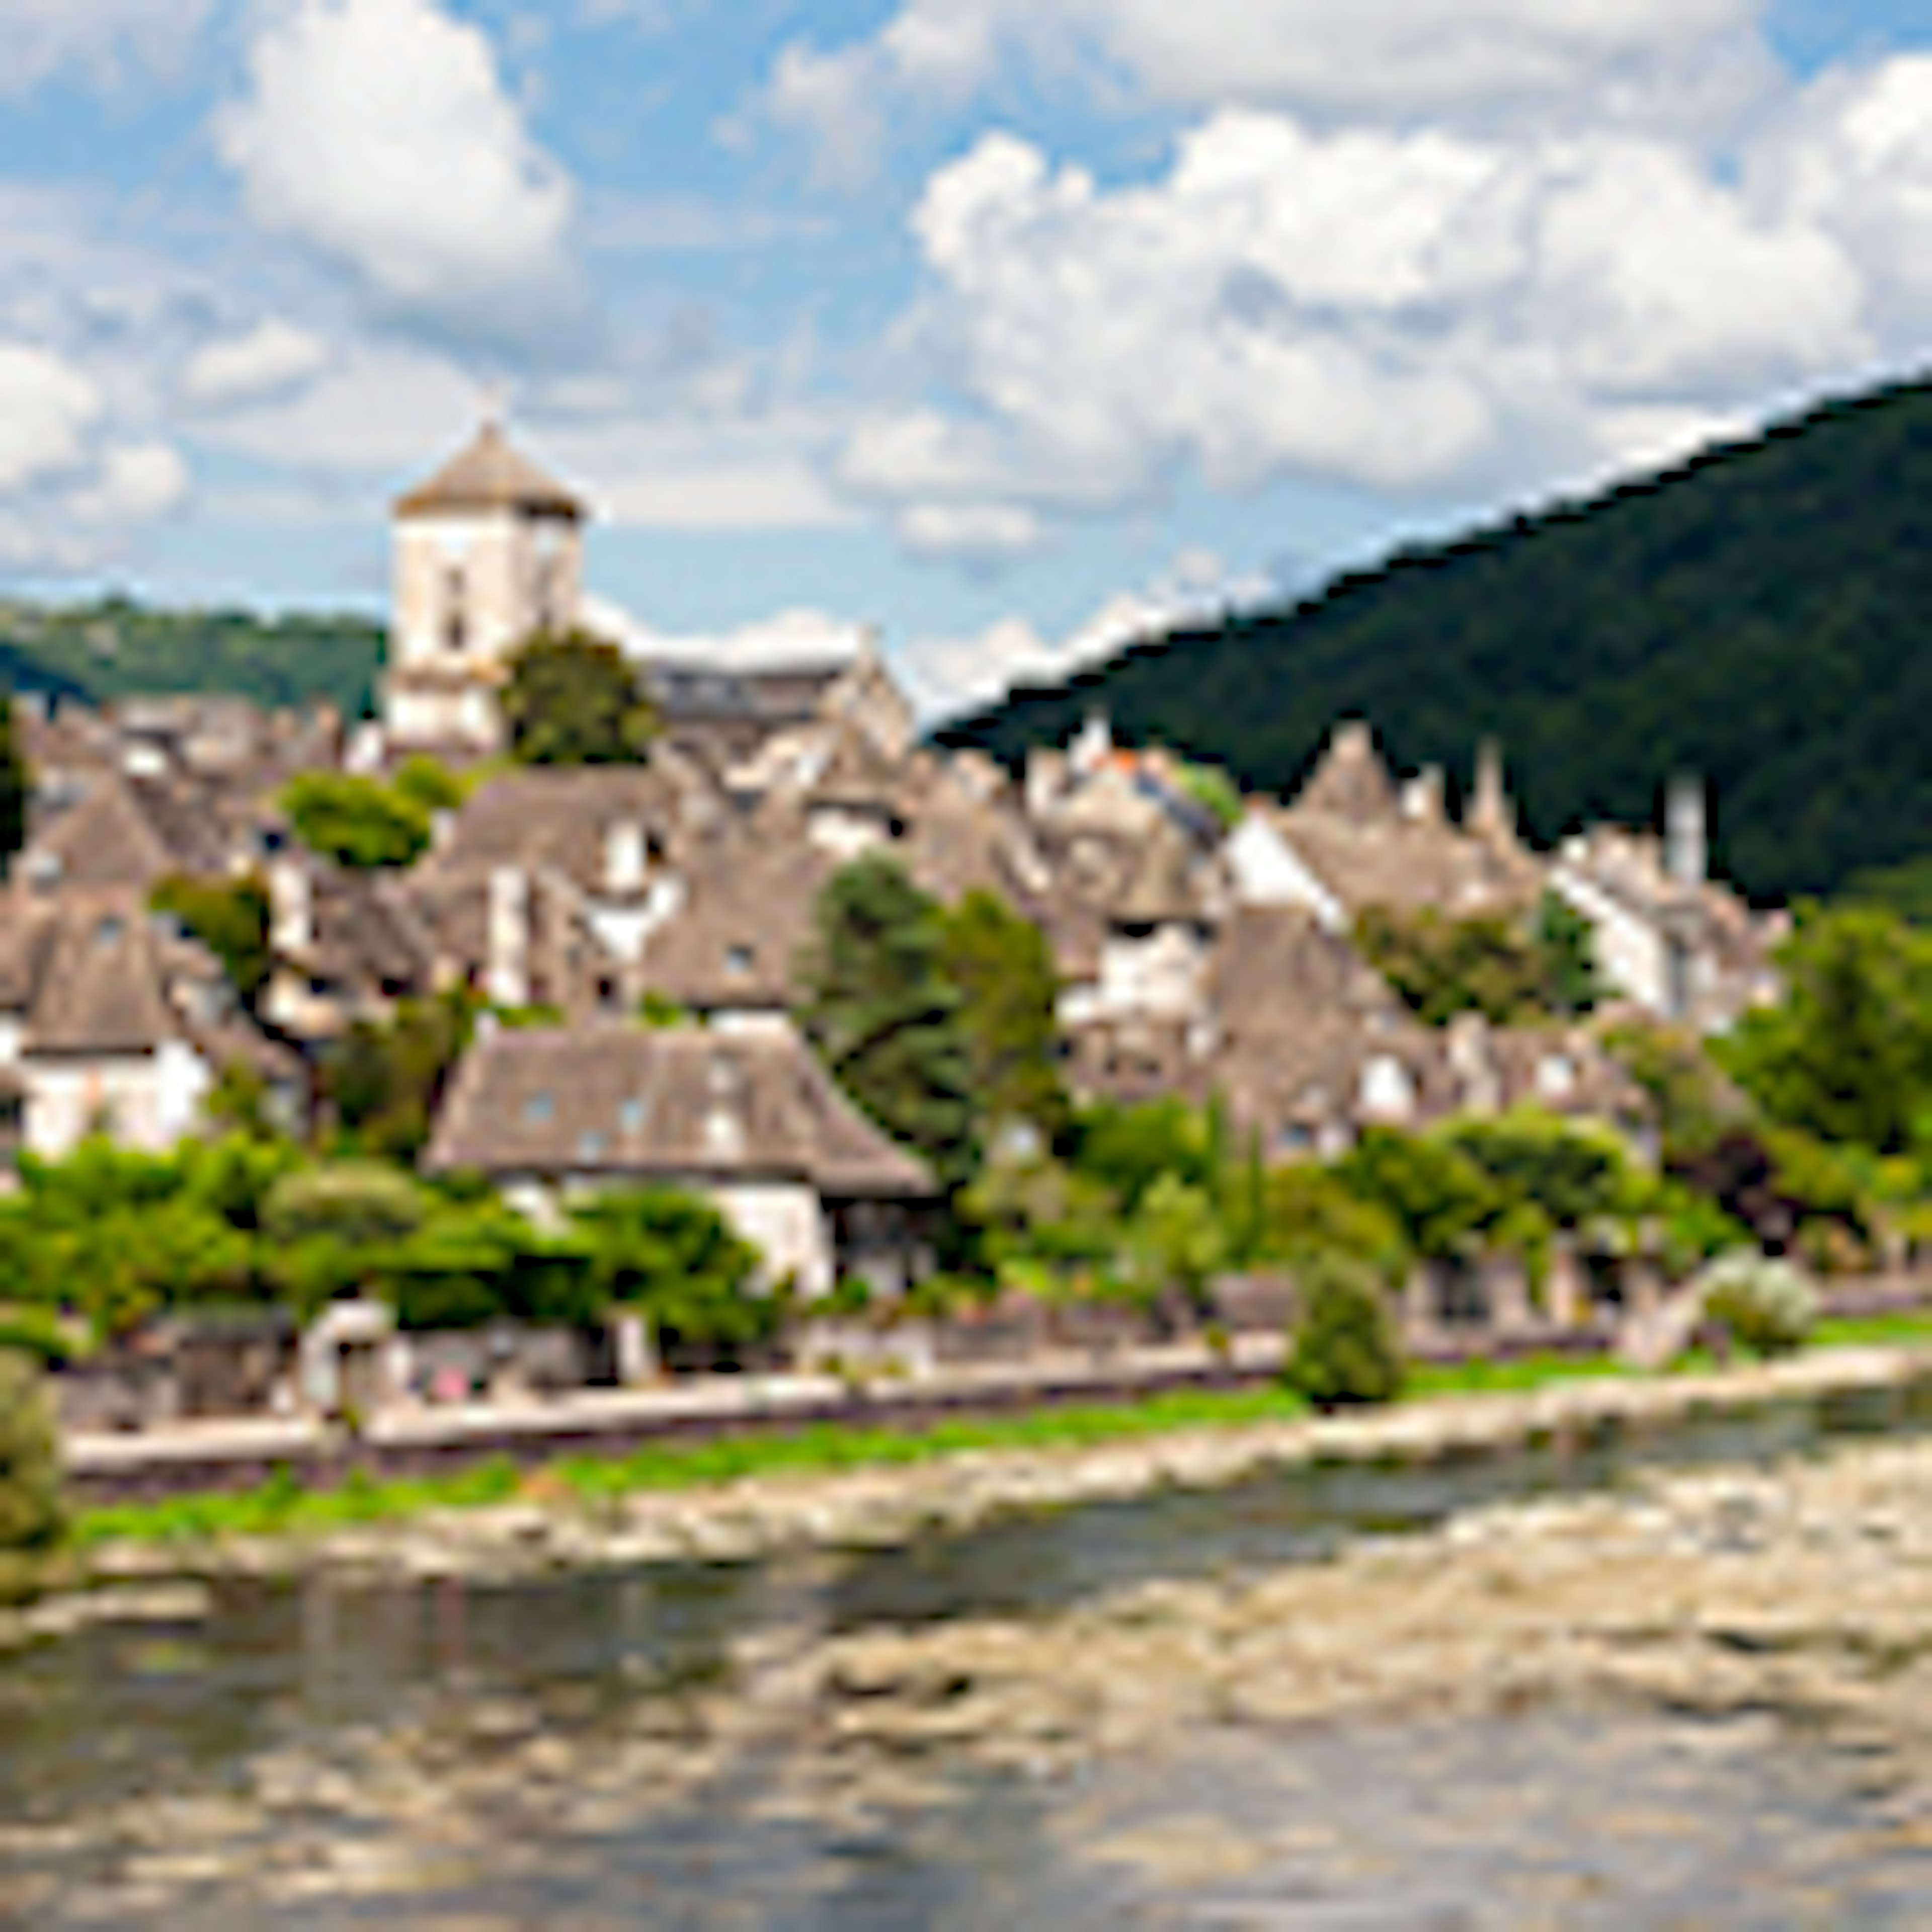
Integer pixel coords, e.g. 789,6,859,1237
725,945,753,978
521,1092,554,1125
577,1131,608,1163
618,1097,649,1134
95,916,123,948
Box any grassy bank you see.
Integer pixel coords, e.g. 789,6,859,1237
69,1309,1932,1550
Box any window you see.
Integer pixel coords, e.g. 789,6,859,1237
577,1131,608,1163
522,1093,554,1125
618,1097,649,1134
725,945,753,978
444,568,468,653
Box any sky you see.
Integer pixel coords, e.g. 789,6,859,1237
0,0,1924,721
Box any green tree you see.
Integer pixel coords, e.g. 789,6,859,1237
152,872,273,1006
1533,890,1603,1016
1716,906,1932,1154
1354,906,1555,1026
937,888,1069,1149
799,856,976,1188
282,771,432,870
1119,1172,1228,1317
570,1190,767,1367
1336,1128,1501,1261
0,1352,66,1599
1260,1165,1409,1280
502,630,659,767
1283,1253,1405,1410
1439,1110,1638,1231
324,989,478,1161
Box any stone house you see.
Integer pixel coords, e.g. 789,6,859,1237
0,885,304,1162
423,1019,936,1298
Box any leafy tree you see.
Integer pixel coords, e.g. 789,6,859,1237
1118,1172,1227,1317
262,1162,429,1249
152,872,273,1006
391,755,469,816
1439,1110,1638,1231
283,771,432,870
502,629,659,767
1071,1098,1216,1213
0,1351,67,1596
1336,1128,1501,1261
1283,1253,1405,1410
1716,907,1932,1156
1260,1165,1409,1280
570,1190,767,1367
937,888,1069,1149
0,695,27,880
1355,897,1597,1027
799,856,976,1188
1604,1018,1742,1161
324,988,478,1161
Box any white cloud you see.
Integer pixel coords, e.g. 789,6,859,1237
0,0,210,96
72,443,192,525
898,555,1267,719
0,344,101,491
183,320,333,410
0,340,191,569
764,0,1770,172
587,597,868,670
216,0,578,343
843,73,1929,550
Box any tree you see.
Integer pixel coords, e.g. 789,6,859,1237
0,1352,66,1599
1354,897,1598,1027
1336,1128,1501,1261
283,771,432,870
937,888,1069,1149
1716,907,1932,1156
799,856,977,1188
324,988,479,1161
0,696,27,880
1283,1253,1405,1410
152,872,273,1006
570,1190,767,1368
502,629,659,767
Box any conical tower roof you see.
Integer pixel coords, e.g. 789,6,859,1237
395,421,586,521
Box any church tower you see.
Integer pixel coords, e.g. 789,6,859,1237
381,421,587,754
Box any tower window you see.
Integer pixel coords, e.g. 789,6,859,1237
444,568,468,653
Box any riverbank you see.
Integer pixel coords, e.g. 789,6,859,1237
42,1321,1932,1598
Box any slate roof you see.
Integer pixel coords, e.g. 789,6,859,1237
425,1020,935,1197
395,422,585,520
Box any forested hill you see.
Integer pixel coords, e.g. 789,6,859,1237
0,597,385,720
936,375,1932,903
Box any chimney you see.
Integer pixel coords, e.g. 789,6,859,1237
1467,740,1517,849
487,866,531,1008
1665,777,1707,890
1402,765,1444,825
604,819,647,896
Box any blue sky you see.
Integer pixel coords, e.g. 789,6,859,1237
0,0,1924,719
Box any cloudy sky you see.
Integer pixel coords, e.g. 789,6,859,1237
0,0,1924,718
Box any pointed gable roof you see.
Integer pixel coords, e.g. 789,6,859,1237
1294,720,1400,824
395,422,586,521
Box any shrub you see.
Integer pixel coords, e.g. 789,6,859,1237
262,1163,428,1250
1698,1250,1819,1358
1283,1254,1405,1410
0,1351,67,1599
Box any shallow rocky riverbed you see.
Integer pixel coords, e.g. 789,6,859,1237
8,1352,1932,1924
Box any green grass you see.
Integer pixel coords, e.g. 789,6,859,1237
70,1317,1932,1550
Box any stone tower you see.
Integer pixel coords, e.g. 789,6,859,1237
381,421,587,754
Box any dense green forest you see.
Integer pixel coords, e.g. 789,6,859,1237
0,596,384,720
938,375,1932,904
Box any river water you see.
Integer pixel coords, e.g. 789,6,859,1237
6,1381,1932,1926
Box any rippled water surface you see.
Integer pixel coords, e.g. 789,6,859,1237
6,1379,1932,1926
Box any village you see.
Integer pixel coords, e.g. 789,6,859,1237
0,423,1822,1454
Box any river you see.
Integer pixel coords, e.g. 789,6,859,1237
6,1377,1932,1925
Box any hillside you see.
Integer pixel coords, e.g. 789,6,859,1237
0,596,385,721
937,376,1932,903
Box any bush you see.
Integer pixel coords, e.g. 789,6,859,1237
0,1351,67,1599
262,1163,428,1249
1698,1250,1819,1358
1283,1254,1406,1410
